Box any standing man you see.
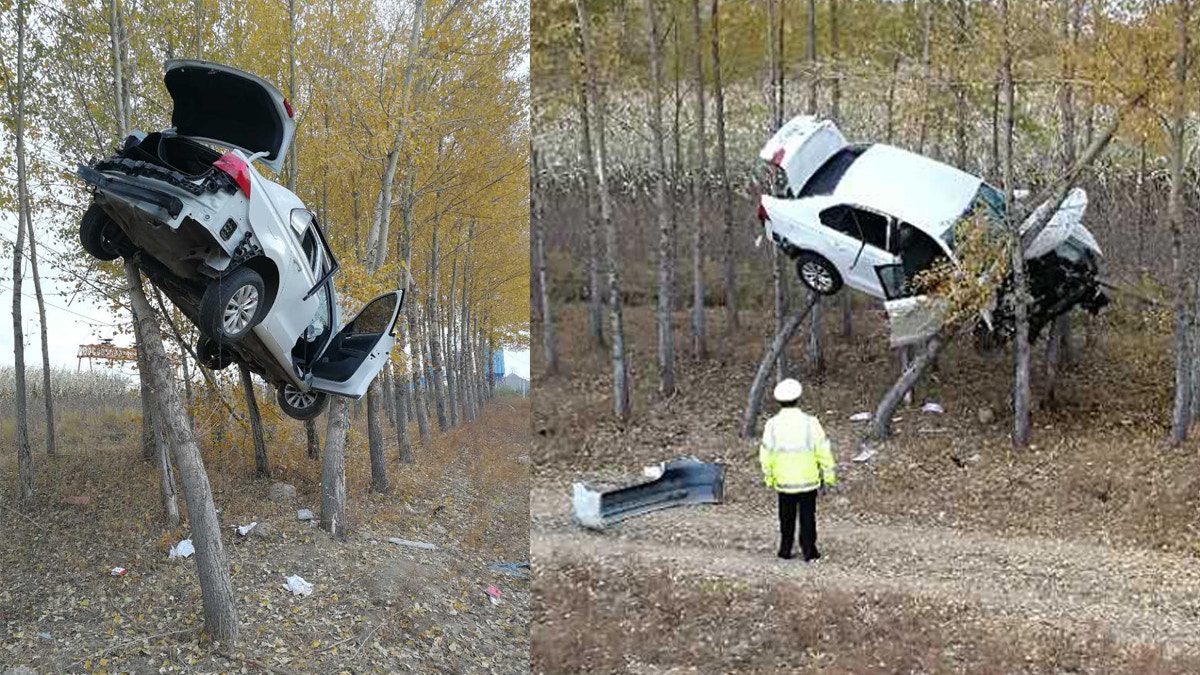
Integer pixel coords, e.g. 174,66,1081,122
759,378,837,561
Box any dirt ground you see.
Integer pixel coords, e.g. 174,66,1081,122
0,395,530,674
532,301,1200,674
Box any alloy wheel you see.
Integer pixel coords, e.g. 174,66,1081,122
222,284,260,335
801,261,834,293
284,385,317,410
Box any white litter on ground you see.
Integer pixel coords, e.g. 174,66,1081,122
283,575,313,596
236,522,257,536
849,412,871,422
922,402,945,414
852,447,877,463
297,509,315,521
387,537,436,550
642,464,664,480
109,567,126,576
168,539,194,559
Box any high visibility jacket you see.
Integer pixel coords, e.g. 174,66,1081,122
759,408,837,493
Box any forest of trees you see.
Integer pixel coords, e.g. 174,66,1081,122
532,0,1200,449
1,0,529,643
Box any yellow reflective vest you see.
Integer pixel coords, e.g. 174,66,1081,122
759,408,837,493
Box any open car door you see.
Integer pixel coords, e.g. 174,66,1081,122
309,290,404,399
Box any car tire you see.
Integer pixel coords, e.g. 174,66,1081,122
277,384,329,421
79,205,126,261
796,253,843,295
196,335,235,370
199,266,266,345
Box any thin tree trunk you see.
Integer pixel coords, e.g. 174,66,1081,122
869,334,950,440
917,0,933,153
157,410,180,527
885,54,900,144
412,301,431,443
446,254,458,427
806,0,817,113
830,0,851,339
1169,0,1192,445
690,0,708,360
26,187,55,456
711,0,737,339
802,0,822,375
741,294,820,438
953,0,968,170
645,0,675,396
428,218,449,432
460,222,474,422
382,369,396,427
10,0,32,505
367,381,389,493
125,261,238,642
238,364,270,477
534,145,558,375
576,0,631,419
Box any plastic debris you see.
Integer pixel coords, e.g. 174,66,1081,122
642,464,665,480
573,457,726,530
386,537,435,550
283,575,313,596
168,539,194,559
110,567,126,576
488,562,531,579
485,585,502,605
297,509,315,521
852,447,877,463
921,402,945,414
849,412,871,422
37,632,52,640
235,522,258,536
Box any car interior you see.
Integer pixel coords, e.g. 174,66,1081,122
307,294,398,383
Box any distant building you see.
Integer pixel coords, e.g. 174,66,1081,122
498,372,528,396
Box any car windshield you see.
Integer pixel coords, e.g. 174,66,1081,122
942,183,1007,249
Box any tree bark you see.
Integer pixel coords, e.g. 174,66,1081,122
645,0,675,396
576,0,631,419
741,294,820,438
571,38,605,346
26,219,55,456
428,219,449,432
320,398,350,539
533,145,558,375
238,364,270,477
11,0,32,506
305,418,320,460
690,0,708,360
446,254,459,427
711,0,737,339
367,380,389,493
869,334,951,440
1169,0,1192,445
125,261,238,642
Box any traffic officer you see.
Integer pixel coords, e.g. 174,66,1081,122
759,378,837,561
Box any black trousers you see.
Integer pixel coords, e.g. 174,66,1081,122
777,490,819,560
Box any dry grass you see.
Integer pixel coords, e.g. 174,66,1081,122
0,392,530,673
533,560,1199,675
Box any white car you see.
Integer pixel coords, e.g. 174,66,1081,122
76,60,402,420
757,116,1107,343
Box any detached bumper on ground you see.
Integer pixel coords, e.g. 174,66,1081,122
571,458,726,530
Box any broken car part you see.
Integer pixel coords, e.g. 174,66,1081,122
572,458,726,530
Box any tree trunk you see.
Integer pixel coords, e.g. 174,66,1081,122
411,301,431,443
395,362,413,465
953,0,968,170
1169,0,1192,445
305,418,320,460
25,218,55,456
830,0,851,339
711,0,737,339
320,398,350,539
238,364,270,477
460,222,475,422
645,0,675,397
572,41,605,345
125,261,238,642
157,409,181,528
576,0,631,419
11,0,32,506
690,0,708,361
917,0,933,153
806,0,817,113
869,334,950,440
446,255,459,427
741,294,820,438
534,145,558,375
367,381,389,493
428,222,449,432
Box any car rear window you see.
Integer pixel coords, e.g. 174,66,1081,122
799,144,870,197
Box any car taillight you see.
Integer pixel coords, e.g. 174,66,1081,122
757,203,769,222
284,98,294,119
771,147,786,166
214,153,251,197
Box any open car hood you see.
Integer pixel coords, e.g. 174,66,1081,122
163,60,294,174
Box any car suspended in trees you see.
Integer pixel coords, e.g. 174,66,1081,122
76,60,403,420
756,115,1107,347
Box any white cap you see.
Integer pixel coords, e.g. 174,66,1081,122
773,378,802,403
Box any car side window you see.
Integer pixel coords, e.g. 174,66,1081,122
347,295,397,336
819,205,889,251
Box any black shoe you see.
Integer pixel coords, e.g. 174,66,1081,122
803,550,822,563
777,550,795,560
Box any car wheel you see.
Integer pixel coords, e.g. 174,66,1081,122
196,335,235,370
277,384,329,421
199,266,266,345
796,253,843,295
79,205,127,261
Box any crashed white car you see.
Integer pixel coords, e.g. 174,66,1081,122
757,116,1107,344
77,60,402,420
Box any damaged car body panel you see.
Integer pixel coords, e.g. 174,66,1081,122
757,115,1107,345
572,458,726,530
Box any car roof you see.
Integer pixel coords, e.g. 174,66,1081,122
831,144,982,238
